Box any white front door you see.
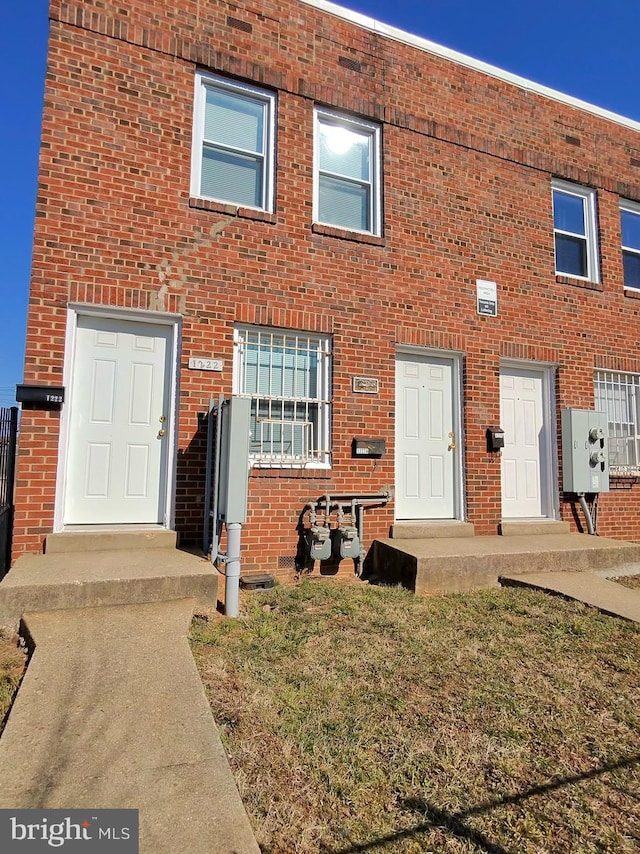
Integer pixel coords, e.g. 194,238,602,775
64,315,172,525
500,366,551,518
395,353,457,519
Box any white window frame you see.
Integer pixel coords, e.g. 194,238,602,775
313,108,382,236
233,326,332,468
190,72,276,211
552,179,599,282
620,198,640,291
594,370,640,474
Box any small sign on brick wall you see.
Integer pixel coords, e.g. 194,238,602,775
476,279,498,316
188,357,223,371
352,376,379,394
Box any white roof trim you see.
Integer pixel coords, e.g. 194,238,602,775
299,0,640,134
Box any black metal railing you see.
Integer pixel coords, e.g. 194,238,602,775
0,407,18,577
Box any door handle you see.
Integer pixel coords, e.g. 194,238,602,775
158,429,167,438
448,431,456,451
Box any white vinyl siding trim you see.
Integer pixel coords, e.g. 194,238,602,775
191,73,275,211
233,327,331,467
313,108,381,235
594,370,640,473
552,180,599,282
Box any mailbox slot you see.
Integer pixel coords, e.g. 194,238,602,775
352,438,386,458
16,385,65,407
486,426,505,453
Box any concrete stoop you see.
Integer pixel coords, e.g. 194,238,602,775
498,520,571,536
0,536,217,631
368,533,640,596
391,520,475,539
45,528,178,553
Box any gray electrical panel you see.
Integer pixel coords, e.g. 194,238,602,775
218,396,251,523
561,408,609,493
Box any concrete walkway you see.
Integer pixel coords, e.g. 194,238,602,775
0,598,260,854
500,572,640,623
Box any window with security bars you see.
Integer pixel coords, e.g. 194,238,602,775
233,327,331,466
594,370,640,471
191,72,275,210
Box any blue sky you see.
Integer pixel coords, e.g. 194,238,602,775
1,0,640,407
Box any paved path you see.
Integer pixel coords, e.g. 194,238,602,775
0,599,260,854
500,572,640,622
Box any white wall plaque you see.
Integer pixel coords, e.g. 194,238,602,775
476,279,498,316
188,357,223,371
352,376,379,394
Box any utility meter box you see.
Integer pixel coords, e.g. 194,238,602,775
307,525,332,561
337,526,361,560
561,409,609,493
218,396,251,523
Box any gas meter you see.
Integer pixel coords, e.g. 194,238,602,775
307,525,332,561
337,526,361,560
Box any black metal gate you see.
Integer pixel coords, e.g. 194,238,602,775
0,407,18,578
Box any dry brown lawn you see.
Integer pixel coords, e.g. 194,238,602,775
614,574,640,590
0,629,27,734
191,580,640,854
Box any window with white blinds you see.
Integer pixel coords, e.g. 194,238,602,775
620,199,640,291
234,327,331,466
191,73,275,210
552,179,599,281
594,370,640,472
314,108,381,235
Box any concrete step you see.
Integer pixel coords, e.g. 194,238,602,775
0,548,217,630
391,521,475,539
499,520,570,536
368,533,640,597
46,529,178,553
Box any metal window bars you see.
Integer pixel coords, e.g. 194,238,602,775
238,329,331,465
595,370,640,471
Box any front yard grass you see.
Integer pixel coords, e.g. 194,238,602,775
615,575,640,590
190,580,640,853
0,630,27,734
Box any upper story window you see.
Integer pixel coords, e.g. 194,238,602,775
314,108,381,235
620,199,640,291
191,72,275,211
552,180,599,282
233,326,331,467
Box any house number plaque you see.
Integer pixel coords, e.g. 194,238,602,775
188,357,223,372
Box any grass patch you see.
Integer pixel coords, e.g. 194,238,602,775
0,630,28,734
614,575,640,590
190,581,640,853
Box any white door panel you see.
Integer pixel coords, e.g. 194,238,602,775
65,316,172,524
396,354,457,519
500,367,550,518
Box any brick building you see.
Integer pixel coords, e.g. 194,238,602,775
14,0,640,575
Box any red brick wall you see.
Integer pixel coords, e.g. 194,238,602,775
14,0,640,570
